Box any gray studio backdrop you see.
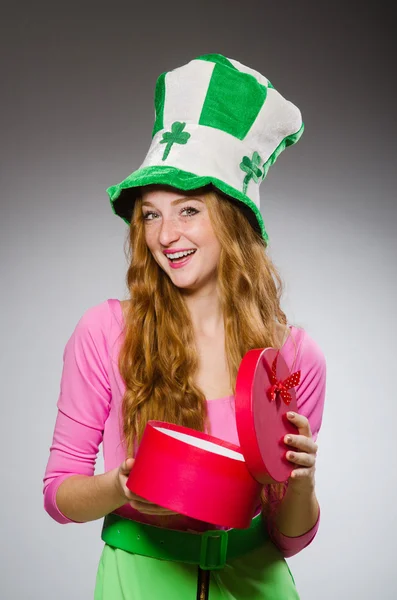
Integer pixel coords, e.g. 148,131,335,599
1,2,396,599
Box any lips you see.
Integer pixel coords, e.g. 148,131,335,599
165,250,196,261
163,249,196,257
166,250,196,269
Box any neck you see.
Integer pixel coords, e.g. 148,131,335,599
182,286,223,337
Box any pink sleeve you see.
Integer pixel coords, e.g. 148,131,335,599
267,331,326,558
42,304,112,524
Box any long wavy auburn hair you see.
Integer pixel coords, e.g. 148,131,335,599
117,185,298,518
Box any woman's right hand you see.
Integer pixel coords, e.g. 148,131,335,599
115,457,179,516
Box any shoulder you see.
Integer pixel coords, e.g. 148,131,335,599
75,298,121,328
301,329,326,376
67,299,122,351
119,299,130,323
288,326,326,373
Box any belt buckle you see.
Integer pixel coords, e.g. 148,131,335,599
199,529,228,570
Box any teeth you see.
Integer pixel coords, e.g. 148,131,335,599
167,249,196,260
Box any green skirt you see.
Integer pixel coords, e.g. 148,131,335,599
94,538,300,600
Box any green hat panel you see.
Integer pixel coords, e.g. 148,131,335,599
199,63,268,140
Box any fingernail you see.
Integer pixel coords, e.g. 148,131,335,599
285,435,292,444
288,412,295,418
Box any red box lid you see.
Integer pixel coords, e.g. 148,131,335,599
235,347,299,483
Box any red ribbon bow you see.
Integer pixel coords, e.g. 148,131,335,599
267,353,301,405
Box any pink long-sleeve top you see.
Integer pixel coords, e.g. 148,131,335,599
43,298,326,559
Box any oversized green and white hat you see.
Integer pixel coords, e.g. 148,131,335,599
107,53,304,242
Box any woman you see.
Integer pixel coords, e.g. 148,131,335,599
43,54,326,599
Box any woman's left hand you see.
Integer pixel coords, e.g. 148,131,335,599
284,411,318,491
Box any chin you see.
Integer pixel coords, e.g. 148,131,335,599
170,278,197,289
168,273,200,288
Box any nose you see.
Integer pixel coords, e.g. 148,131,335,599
158,215,181,246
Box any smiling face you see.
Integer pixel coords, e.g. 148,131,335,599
141,187,222,293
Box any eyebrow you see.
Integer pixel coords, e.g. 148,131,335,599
142,196,204,207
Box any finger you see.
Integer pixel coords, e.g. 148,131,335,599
131,502,179,516
290,467,315,479
286,450,316,467
127,493,154,505
145,509,179,516
128,495,179,512
284,434,318,454
144,502,179,515
120,458,135,473
150,504,179,515
287,412,312,438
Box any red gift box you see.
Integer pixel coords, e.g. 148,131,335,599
127,348,299,528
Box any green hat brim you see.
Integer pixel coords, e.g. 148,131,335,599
107,165,269,243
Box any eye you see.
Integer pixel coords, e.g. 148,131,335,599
180,206,199,217
142,210,158,221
